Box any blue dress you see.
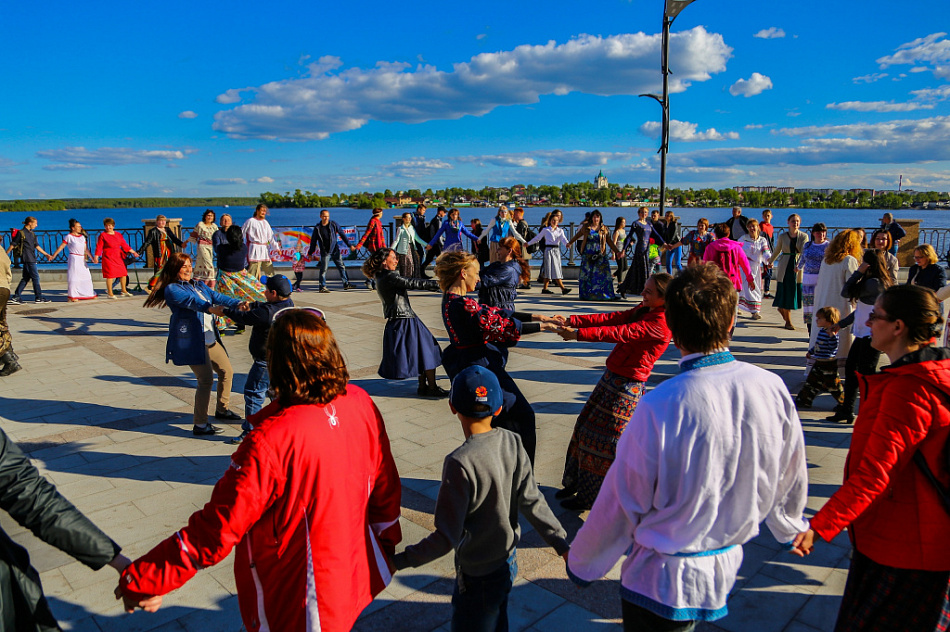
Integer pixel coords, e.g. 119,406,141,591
579,231,616,301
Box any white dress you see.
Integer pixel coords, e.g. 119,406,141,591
64,234,96,299
241,217,277,263
526,226,568,280
810,256,859,359
567,353,808,622
737,235,771,314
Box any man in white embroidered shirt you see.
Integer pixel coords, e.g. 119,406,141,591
566,262,809,632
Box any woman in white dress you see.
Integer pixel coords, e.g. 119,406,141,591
738,219,772,320
810,229,864,361
50,219,97,302
526,210,571,295
189,209,219,288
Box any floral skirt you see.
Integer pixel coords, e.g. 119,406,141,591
579,255,616,301
562,369,645,506
802,272,819,325
214,269,265,330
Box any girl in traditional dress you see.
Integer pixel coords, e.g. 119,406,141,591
94,218,138,298
213,224,265,333
50,219,97,302
798,223,830,332
188,210,219,288
553,273,672,510
612,217,627,289
478,237,530,310
572,210,620,301
362,248,446,398
768,214,808,330
140,215,184,290
618,206,666,298
426,208,479,254
391,212,428,278
526,210,571,295
479,207,526,263
738,219,772,320
434,250,558,464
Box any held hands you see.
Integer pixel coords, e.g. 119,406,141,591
789,529,817,557
238,301,251,311
539,322,560,332
207,305,226,317
557,326,578,341
115,584,163,614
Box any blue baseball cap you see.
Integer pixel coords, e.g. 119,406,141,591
261,274,293,297
450,366,503,418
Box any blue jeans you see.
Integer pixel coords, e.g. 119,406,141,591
451,556,516,632
242,359,269,432
318,251,349,288
663,246,683,274
14,262,43,300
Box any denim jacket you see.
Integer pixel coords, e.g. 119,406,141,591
164,281,242,366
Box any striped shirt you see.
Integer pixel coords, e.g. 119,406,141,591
809,328,839,360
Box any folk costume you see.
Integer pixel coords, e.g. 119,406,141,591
63,233,97,300
620,219,666,296
241,216,279,278
373,270,442,380
578,228,617,301
526,226,568,282
769,230,808,311
738,234,772,315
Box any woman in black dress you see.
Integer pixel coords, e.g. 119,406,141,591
362,248,446,398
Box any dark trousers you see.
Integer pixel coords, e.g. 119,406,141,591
293,272,303,290
421,244,441,270
622,601,697,632
797,358,844,406
14,261,43,300
451,558,516,632
763,265,773,293
840,336,881,415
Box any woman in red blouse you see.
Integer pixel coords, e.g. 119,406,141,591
94,218,138,298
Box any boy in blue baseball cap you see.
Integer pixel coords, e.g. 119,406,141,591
393,365,569,631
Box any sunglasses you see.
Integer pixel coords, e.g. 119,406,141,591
273,306,326,322
867,311,893,323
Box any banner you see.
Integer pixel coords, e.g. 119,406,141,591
268,226,359,262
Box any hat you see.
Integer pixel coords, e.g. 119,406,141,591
262,274,293,297
450,366,503,418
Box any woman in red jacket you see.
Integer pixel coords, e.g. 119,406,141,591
553,272,674,510
792,284,950,632
118,310,402,632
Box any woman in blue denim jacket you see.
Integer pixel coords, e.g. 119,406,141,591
144,252,245,436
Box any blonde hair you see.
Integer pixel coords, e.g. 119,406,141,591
434,250,477,291
824,229,863,265
915,244,939,265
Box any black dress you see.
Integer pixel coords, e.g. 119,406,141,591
374,270,442,380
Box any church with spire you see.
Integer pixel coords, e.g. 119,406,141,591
594,170,608,189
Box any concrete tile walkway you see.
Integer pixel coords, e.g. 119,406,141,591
0,278,853,631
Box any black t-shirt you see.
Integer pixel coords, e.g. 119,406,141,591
13,229,38,263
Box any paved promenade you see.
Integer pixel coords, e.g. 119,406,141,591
0,278,854,632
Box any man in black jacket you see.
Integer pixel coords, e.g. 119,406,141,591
420,206,446,276
307,209,354,293
724,207,749,241
412,204,429,271
210,274,294,444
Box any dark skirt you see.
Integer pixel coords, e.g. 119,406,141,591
562,369,645,506
378,317,442,380
772,260,803,310
619,249,650,296
397,250,418,278
834,550,950,632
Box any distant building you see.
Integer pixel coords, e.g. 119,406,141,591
594,170,608,189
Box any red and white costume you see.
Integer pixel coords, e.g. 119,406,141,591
121,386,402,632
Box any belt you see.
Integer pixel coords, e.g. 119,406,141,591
671,544,738,558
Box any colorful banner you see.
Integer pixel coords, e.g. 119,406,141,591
268,226,359,262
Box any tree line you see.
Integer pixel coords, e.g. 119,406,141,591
0,197,259,213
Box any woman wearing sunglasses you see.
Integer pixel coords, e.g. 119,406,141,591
118,309,403,632
793,284,950,632
362,247,447,398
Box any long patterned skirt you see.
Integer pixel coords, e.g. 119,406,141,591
214,268,266,330
397,250,418,278
834,550,950,632
579,255,616,300
562,369,645,507
802,272,819,325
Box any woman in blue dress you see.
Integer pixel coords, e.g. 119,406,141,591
573,210,621,301
618,206,666,298
425,207,480,254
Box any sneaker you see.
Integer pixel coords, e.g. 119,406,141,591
35,298,52,303
318,287,331,294
7,297,22,305
562,288,572,295
294,288,302,292
214,409,242,421
343,283,354,290
193,423,225,436
541,289,554,294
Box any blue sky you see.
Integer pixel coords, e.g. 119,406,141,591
2,0,949,198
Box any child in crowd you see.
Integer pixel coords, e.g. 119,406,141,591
393,365,569,632
291,251,306,292
796,306,844,408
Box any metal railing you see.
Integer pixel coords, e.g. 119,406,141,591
3,224,948,266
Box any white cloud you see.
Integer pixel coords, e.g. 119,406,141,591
455,149,632,168
215,88,247,104
476,33,487,40
178,110,198,119
826,100,935,112
640,119,739,141
212,27,732,140
852,72,888,84
753,27,785,40
744,124,764,129
382,158,453,179
42,163,94,171
36,147,191,167
910,85,950,102
255,176,275,183
729,73,772,97
876,32,950,79
203,178,247,185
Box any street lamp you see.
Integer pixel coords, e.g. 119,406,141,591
640,0,697,214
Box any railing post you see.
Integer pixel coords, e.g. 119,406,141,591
567,223,576,265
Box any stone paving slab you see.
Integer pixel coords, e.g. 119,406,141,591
0,279,853,631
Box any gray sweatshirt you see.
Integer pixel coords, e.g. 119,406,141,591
393,428,569,577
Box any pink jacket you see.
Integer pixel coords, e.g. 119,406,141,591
703,238,752,290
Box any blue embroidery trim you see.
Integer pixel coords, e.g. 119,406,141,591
679,351,736,373
620,587,729,622
671,544,738,558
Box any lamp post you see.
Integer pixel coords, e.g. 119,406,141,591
641,0,697,214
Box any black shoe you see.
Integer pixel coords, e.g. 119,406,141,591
554,485,577,500
560,496,592,511
0,351,22,377
825,409,854,424
7,297,21,305
795,399,812,409
562,288,572,295
193,423,225,436
417,385,449,399
343,283,354,290
214,409,242,421
227,430,250,445
542,289,554,294
35,298,52,303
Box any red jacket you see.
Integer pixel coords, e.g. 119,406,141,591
567,305,671,382
810,348,950,570
357,216,387,251
121,387,402,631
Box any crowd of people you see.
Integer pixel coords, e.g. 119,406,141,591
1,203,949,632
